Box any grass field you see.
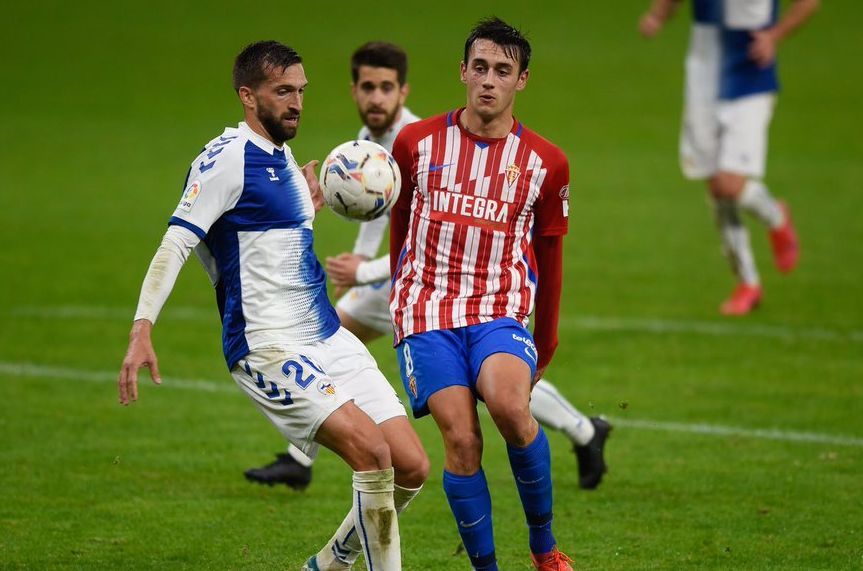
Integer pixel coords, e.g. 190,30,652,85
1,1,861,569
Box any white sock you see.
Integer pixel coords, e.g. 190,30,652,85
315,482,421,569
286,444,314,468
530,379,595,446
738,179,784,229
714,199,760,285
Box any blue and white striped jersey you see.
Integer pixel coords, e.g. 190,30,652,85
170,122,340,368
688,0,780,100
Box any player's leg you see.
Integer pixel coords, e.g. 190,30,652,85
430,386,497,571
232,347,401,571
314,404,401,571
718,94,799,273
243,444,312,489
247,287,390,489
680,91,762,314
308,332,428,570
709,178,763,315
530,379,594,444
472,321,572,569
530,379,612,490
397,329,498,570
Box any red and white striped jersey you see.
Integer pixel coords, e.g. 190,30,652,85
389,108,570,344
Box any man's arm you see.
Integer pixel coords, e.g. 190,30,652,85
749,0,820,67
532,234,564,384
118,225,199,405
639,0,683,38
389,131,414,277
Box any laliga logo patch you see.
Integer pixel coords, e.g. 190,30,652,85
559,185,570,200
178,180,202,212
408,375,418,398
559,184,570,218
317,380,336,396
505,164,521,186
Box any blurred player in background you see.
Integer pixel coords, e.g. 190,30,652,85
389,18,575,570
246,42,612,497
117,40,428,570
639,0,818,315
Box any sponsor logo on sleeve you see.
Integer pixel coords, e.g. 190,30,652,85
178,180,202,212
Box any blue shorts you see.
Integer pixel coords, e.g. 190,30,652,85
396,317,538,418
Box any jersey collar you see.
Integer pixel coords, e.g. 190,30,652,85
238,122,286,155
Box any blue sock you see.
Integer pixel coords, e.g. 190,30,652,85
507,427,556,555
442,469,497,570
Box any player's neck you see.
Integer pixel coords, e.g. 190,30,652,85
459,107,514,139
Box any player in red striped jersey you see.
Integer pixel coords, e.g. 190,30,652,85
389,18,575,571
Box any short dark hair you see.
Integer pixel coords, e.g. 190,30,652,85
463,17,531,74
351,41,408,85
233,41,303,91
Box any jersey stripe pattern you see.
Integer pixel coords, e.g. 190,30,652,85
390,109,569,345
169,122,340,369
689,0,780,100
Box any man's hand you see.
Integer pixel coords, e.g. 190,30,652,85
749,29,778,68
639,11,664,38
118,319,161,406
326,253,367,288
302,160,325,212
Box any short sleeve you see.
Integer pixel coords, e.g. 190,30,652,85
169,141,245,239
533,150,570,237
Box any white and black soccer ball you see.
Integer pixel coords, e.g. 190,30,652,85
319,140,401,221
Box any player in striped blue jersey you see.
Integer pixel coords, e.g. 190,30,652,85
117,41,429,570
640,0,818,314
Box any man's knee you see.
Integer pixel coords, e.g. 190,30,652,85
486,399,536,447
709,172,746,199
395,449,430,488
442,428,483,474
317,404,392,471
387,429,430,488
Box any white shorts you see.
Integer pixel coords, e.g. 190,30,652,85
230,327,405,460
335,282,393,335
680,93,775,180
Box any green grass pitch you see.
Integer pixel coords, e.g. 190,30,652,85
0,1,861,568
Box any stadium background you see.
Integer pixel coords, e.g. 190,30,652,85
1,1,860,568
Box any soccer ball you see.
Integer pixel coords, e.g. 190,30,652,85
319,140,401,221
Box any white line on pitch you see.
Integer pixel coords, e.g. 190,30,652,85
0,361,236,394
10,305,863,342
2,360,861,448
607,417,863,447
561,315,863,343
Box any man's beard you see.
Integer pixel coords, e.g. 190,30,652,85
360,105,398,135
258,107,299,144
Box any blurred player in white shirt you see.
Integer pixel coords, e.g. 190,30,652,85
117,41,429,570
640,0,818,314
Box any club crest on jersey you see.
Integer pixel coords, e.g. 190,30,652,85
317,380,336,396
505,163,521,186
178,180,202,212
266,167,279,181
